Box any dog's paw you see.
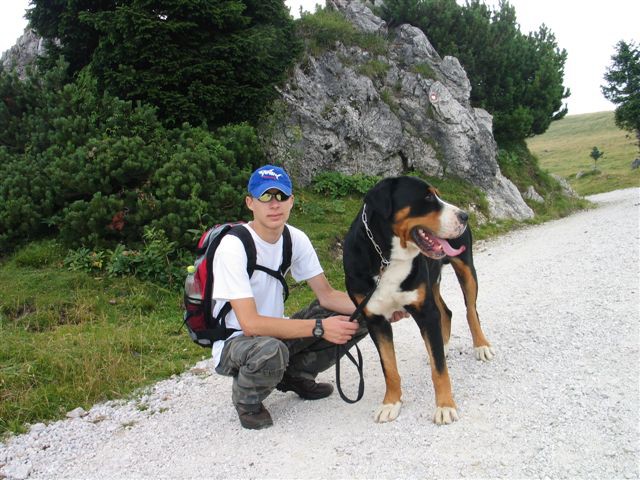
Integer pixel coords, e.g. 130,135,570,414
474,345,495,361
374,402,402,423
433,406,459,425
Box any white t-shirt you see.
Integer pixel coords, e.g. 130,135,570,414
211,223,323,366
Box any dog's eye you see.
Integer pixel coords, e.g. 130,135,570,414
425,192,435,201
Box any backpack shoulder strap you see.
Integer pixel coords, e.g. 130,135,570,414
211,225,256,338
246,225,292,302
280,225,292,277
228,225,257,275
203,224,235,327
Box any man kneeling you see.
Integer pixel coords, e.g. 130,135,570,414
212,165,367,429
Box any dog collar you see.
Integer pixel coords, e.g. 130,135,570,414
362,204,390,272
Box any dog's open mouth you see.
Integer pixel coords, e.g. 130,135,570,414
411,227,466,259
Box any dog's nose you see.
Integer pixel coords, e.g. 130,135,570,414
457,210,469,224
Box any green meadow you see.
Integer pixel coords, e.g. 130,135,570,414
527,111,639,195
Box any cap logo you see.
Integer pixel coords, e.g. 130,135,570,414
258,168,282,180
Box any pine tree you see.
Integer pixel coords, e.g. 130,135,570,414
589,146,604,171
27,0,302,128
602,40,640,150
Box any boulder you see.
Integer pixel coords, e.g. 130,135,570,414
551,174,579,198
263,0,533,220
523,186,544,203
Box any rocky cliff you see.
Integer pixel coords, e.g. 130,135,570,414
263,0,533,220
1,29,47,79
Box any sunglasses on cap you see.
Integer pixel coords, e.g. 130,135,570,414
256,191,290,203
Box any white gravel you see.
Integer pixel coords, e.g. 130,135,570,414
1,188,639,480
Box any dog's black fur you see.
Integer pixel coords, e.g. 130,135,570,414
343,176,493,424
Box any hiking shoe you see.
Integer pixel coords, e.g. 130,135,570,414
276,374,334,400
234,402,273,430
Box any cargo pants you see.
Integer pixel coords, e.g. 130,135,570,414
214,300,368,406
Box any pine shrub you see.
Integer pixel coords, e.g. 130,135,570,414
0,62,263,253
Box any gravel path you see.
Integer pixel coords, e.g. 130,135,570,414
1,188,639,480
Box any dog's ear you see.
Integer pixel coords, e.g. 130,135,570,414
364,178,394,219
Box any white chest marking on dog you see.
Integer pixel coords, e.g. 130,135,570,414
366,237,420,318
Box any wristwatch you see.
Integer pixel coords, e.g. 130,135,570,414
312,318,324,338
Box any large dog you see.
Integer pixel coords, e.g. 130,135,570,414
343,176,494,424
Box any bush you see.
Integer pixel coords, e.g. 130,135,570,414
0,151,55,250
0,63,263,254
53,124,254,250
63,227,189,290
142,126,253,247
311,172,381,198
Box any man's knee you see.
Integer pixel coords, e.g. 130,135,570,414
245,337,289,376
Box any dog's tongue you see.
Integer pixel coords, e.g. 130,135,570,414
436,237,466,257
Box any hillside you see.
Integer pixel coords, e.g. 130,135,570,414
527,111,639,195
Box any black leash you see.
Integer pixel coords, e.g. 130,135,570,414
335,204,388,403
335,283,378,403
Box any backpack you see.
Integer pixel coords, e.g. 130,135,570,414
182,222,292,348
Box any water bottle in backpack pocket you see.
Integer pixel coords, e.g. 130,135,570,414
183,265,209,346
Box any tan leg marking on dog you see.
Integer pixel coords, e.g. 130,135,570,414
450,258,495,361
374,336,403,423
421,333,458,425
432,282,452,349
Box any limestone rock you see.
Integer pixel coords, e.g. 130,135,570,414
66,407,88,419
263,0,533,221
1,29,48,79
486,173,536,219
329,0,388,35
523,186,544,203
551,174,579,198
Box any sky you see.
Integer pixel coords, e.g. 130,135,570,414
1,0,637,116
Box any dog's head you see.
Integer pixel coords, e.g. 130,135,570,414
363,176,467,260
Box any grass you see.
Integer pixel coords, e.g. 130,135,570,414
296,7,388,58
0,240,204,435
0,146,593,437
527,111,639,195
357,59,391,82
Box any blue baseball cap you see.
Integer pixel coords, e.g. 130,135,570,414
248,165,293,197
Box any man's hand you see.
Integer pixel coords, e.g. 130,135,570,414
320,315,359,344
